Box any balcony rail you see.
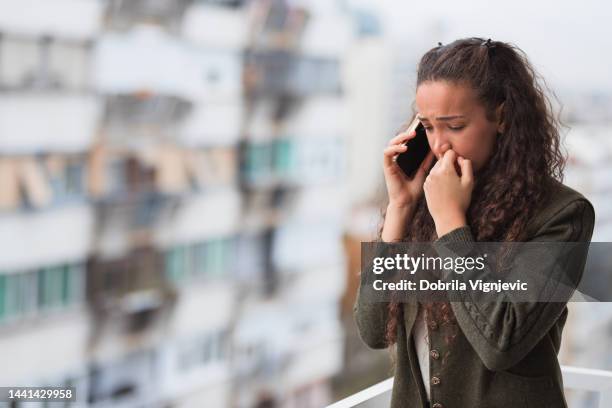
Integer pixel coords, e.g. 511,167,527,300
326,365,612,408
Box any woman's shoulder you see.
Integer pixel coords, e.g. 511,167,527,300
544,177,592,206
525,177,595,240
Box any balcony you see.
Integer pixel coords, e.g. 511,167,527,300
326,366,612,408
86,247,178,336
104,0,192,32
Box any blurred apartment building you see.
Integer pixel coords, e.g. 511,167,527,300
0,0,397,407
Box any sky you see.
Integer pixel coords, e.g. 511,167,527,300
348,0,612,94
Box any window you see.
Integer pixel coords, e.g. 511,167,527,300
165,246,189,283
206,238,226,278
0,264,83,325
0,36,88,91
38,264,84,310
49,41,90,90
47,158,86,203
246,143,274,181
274,139,293,175
5,273,26,319
192,242,207,277
65,161,86,196
166,237,234,285
177,328,229,372
38,266,66,309
203,237,233,280
0,37,39,89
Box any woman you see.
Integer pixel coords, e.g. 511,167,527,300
353,37,595,408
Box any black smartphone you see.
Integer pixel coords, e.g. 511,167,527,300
395,116,430,178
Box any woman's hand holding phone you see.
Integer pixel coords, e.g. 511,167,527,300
381,129,435,242
383,129,435,209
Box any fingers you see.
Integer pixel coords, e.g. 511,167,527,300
388,129,417,146
383,144,408,167
412,151,435,184
458,156,474,186
441,149,457,170
429,147,448,174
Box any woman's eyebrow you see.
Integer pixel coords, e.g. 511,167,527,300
417,115,465,121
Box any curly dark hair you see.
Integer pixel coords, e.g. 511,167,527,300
378,37,567,367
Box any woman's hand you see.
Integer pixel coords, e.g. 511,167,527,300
424,149,474,237
383,129,435,209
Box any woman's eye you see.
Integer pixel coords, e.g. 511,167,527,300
423,126,463,132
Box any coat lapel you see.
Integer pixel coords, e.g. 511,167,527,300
404,300,429,407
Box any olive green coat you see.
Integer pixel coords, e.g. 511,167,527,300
353,179,595,408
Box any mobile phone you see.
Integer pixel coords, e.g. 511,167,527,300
395,116,430,178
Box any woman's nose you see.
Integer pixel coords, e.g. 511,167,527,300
431,137,451,159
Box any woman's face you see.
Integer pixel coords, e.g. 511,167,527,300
415,80,503,173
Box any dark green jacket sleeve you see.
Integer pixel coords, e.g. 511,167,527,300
353,242,392,349
353,276,389,349
433,198,595,371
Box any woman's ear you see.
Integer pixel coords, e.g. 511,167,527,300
495,102,505,133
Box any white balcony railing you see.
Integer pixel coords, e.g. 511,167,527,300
326,365,612,408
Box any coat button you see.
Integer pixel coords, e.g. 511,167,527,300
429,321,438,330
431,376,441,385
430,349,440,359
432,403,443,408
